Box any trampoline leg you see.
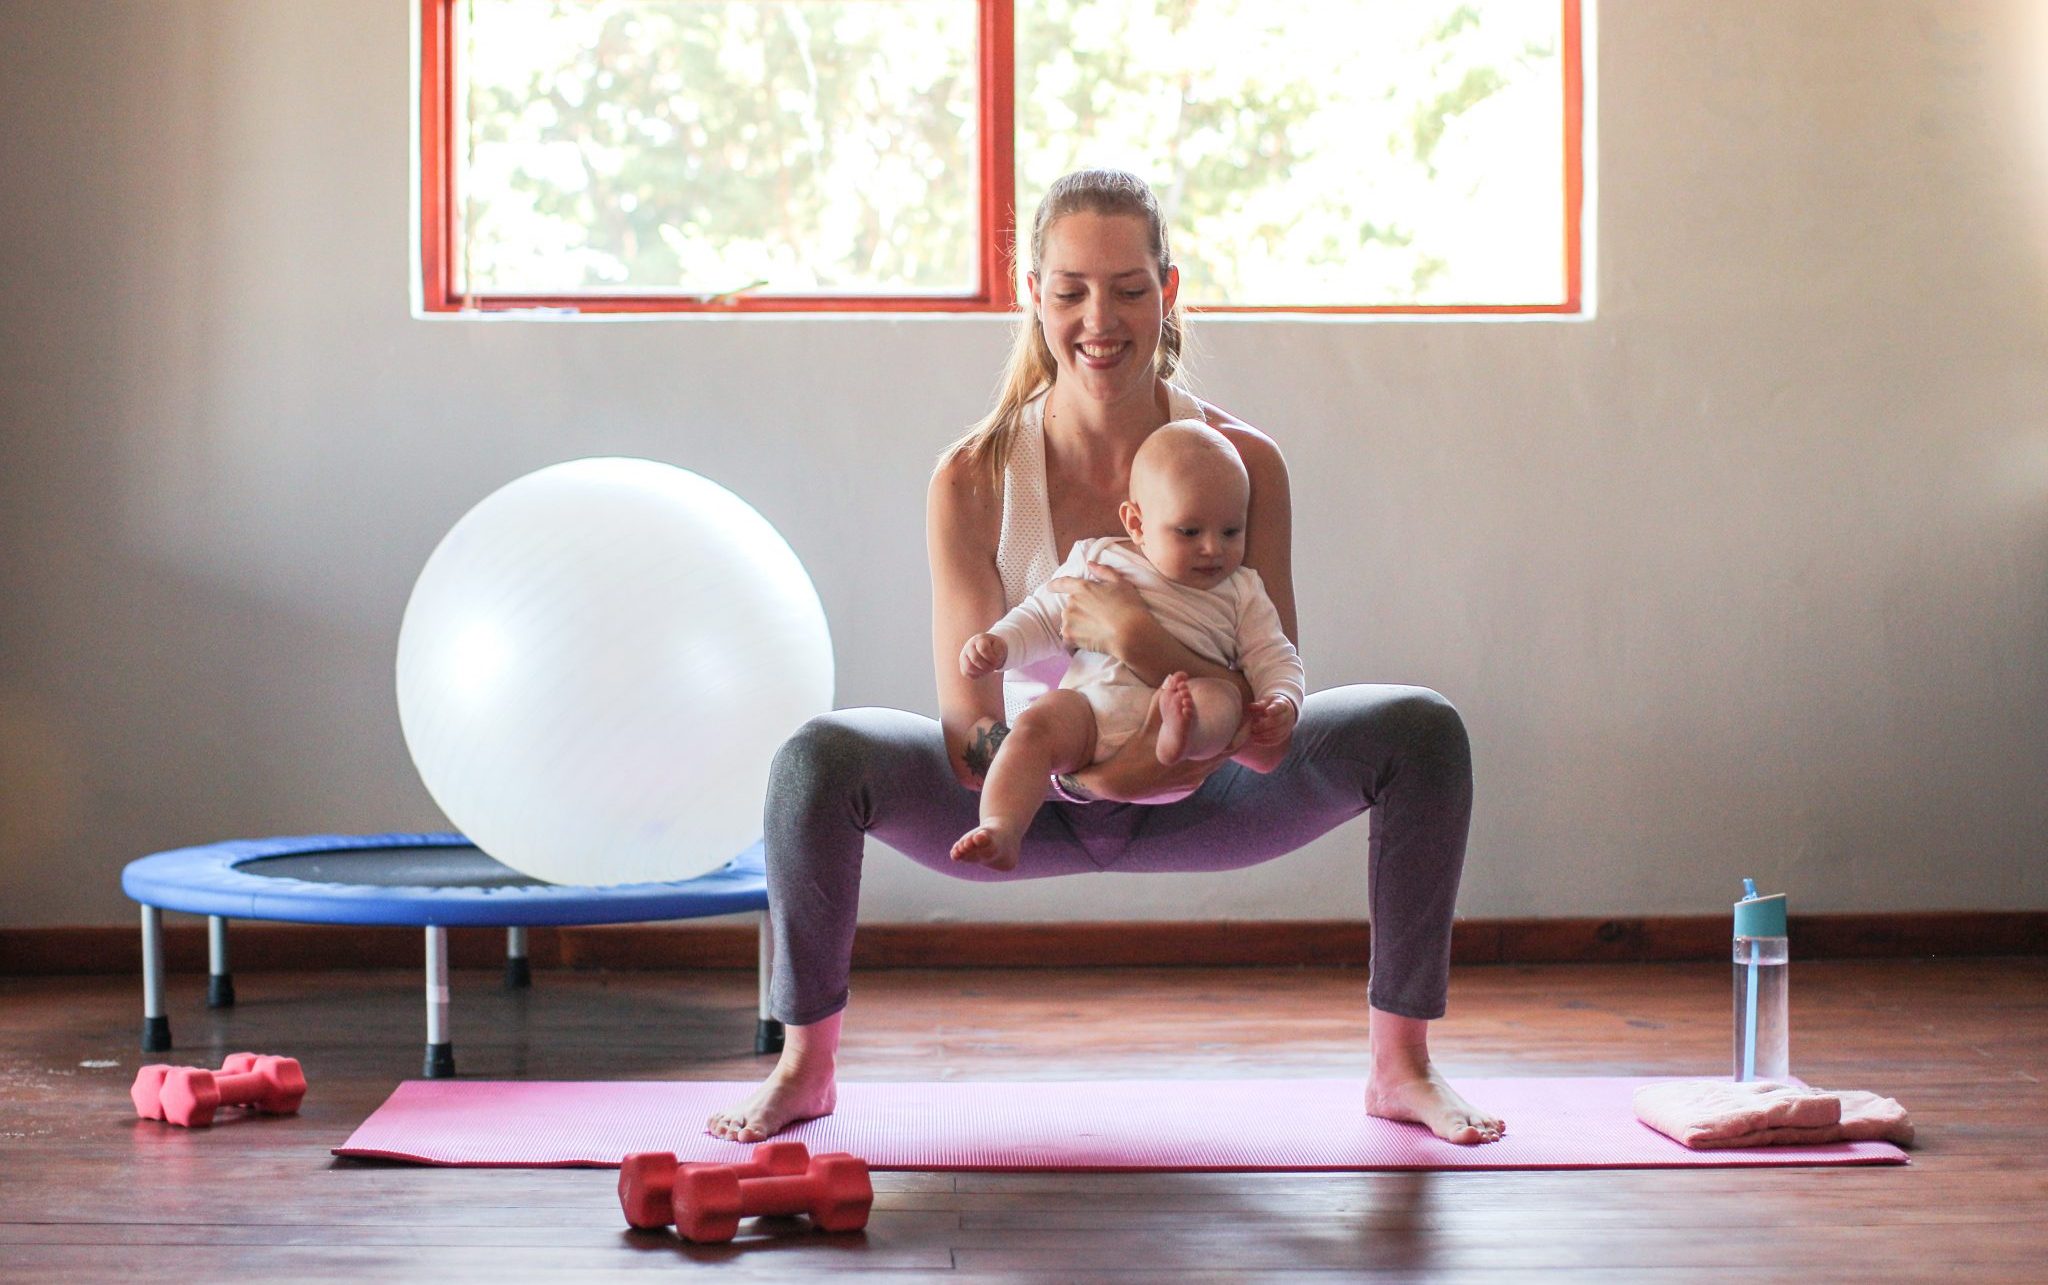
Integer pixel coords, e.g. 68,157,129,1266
754,910,783,1055
140,904,170,1052
206,915,236,1008
504,925,531,990
424,926,455,1078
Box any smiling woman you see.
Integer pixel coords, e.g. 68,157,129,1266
417,0,1583,314
698,168,1502,1149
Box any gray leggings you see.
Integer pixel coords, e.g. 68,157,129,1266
763,685,1473,1026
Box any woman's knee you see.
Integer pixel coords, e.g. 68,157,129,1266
1317,684,1471,774
769,710,876,798
1392,686,1467,747
1384,686,1469,763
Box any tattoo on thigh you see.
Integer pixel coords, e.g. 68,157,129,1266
964,721,1009,779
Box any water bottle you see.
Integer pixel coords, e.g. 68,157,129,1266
1732,879,1790,1082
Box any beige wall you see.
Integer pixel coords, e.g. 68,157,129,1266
3,1,2045,927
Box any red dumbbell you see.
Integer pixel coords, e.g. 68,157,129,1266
618,1142,873,1242
619,1141,809,1230
131,1053,260,1121
153,1055,306,1127
676,1148,873,1243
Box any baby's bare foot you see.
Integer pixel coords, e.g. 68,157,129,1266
950,824,1019,871
1365,1067,1505,1145
1156,672,1195,764
951,825,995,863
706,1069,838,1143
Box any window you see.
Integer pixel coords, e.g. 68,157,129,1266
418,0,1584,314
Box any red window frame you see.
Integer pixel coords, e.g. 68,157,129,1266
418,0,1581,316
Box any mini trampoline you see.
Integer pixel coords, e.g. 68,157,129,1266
121,832,780,1077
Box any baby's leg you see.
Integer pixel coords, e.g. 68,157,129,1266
1156,673,1247,764
952,690,1097,870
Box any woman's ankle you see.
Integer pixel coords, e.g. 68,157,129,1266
769,1058,836,1089
773,1011,844,1080
1366,1006,1435,1080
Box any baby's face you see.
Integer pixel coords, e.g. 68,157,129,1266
1125,462,1248,590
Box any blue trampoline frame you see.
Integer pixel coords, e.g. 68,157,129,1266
121,833,780,1076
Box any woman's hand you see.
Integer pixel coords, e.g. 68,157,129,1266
1066,689,1252,804
1051,562,1252,698
1046,562,1151,659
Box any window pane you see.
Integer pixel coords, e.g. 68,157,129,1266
458,0,979,298
1016,1,1566,307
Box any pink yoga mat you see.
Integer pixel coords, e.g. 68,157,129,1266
334,1077,1908,1171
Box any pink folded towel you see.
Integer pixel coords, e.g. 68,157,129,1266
1633,1080,1914,1149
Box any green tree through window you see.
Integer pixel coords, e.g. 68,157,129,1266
437,0,1577,311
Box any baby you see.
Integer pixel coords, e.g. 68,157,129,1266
951,420,1305,870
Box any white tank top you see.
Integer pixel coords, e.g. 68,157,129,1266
996,383,1203,721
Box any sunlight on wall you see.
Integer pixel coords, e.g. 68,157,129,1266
2031,0,2048,267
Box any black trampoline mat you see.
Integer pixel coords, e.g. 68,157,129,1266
235,846,545,889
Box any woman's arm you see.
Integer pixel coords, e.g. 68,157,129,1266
927,454,1010,790
1222,417,1298,644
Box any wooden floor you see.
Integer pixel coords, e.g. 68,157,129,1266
2,955,2043,1282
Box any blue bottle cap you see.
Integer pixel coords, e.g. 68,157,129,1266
1733,888,1787,937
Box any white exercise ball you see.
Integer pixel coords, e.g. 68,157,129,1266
395,457,833,886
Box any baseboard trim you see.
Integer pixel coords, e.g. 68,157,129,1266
1,911,2041,976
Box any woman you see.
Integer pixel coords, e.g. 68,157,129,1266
709,169,1502,1145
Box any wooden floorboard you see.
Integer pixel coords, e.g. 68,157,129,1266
1,957,2043,1281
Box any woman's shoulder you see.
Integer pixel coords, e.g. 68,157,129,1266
928,448,1002,548
1185,394,1288,480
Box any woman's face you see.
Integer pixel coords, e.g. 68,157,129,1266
1030,210,1180,411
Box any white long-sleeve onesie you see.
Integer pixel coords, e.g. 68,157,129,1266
987,536,1305,762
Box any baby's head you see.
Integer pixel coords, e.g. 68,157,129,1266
1119,419,1249,589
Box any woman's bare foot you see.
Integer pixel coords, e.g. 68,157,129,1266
951,823,1020,871
1364,1007,1505,1145
707,1013,843,1142
1156,672,1195,764
705,1068,837,1142
1365,1065,1504,1145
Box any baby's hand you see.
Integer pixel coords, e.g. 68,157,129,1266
1246,695,1299,747
960,632,1009,679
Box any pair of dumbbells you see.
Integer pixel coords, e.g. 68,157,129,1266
619,1141,872,1243
131,1053,307,1127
